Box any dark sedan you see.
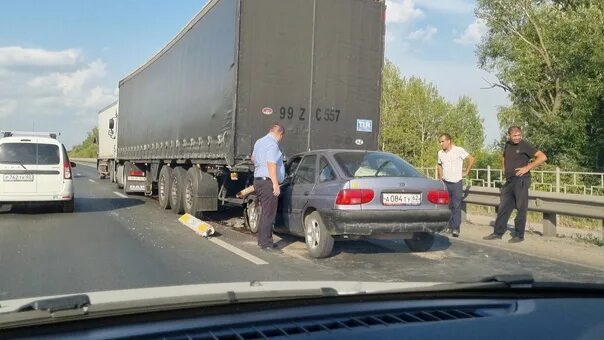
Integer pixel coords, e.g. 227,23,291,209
245,150,451,258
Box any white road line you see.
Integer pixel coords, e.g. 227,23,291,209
113,191,129,199
88,179,95,183
207,238,269,265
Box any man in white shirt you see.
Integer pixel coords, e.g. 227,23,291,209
437,133,475,237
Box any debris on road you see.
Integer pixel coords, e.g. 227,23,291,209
179,214,215,237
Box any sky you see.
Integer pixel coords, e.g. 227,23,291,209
0,0,508,148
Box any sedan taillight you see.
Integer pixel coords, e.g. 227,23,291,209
336,189,374,205
427,190,449,205
63,160,72,179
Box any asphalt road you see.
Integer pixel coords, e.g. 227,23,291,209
0,163,602,300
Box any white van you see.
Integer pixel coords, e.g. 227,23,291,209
0,132,75,212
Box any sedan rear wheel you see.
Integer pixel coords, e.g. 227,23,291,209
304,211,334,259
404,232,435,252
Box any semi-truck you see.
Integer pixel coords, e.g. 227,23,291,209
97,101,118,181
100,0,385,219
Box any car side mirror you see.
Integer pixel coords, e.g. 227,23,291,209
108,118,115,130
70,162,77,168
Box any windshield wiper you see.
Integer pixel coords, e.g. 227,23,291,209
0,160,27,170
16,294,90,314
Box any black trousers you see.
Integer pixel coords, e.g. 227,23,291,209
494,176,531,238
253,179,278,248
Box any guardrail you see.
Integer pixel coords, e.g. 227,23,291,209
461,186,604,240
71,158,97,164
419,167,604,196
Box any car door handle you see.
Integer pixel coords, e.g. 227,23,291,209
304,191,310,196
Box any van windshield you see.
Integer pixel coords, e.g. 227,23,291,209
0,143,60,165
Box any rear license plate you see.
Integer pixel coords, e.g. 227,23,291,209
3,174,34,182
382,193,421,206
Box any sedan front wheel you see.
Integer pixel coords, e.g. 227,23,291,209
304,211,334,259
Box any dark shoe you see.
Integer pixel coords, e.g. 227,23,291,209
508,236,524,243
483,233,503,240
452,230,459,238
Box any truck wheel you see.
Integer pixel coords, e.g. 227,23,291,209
304,211,334,258
116,164,124,189
404,232,435,252
244,198,261,234
98,164,106,180
158,166,173,210
109,161,115,183
170,167,187,214
62,198,75,213
122,162,131,194
184,167,203,218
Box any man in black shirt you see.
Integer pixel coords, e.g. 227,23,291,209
483,126,547,243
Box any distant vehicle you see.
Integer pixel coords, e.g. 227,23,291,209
99,0,385,219
245,150,451,258
0,131,76,213
97,100,118,181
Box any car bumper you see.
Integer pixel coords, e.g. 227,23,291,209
0,182,74,202
320,209,451,236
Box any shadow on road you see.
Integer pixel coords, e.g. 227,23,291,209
331,234,452,256
0,197,145,214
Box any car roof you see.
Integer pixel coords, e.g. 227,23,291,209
0,136,63,146
289,149,387,158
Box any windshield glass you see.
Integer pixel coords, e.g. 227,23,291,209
1,0,603,321
334,152,422,178
0,143,60,165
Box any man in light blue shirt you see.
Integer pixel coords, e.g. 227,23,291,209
252,122,286,251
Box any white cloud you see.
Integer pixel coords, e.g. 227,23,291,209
0,46,116,147
415,0,474,14
0,99,17,118
408,26,438,40
0,46,81,67
386,0,424,24
454,19,488,45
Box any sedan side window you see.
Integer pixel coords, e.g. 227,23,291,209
293,155,316,184
319,157,336,182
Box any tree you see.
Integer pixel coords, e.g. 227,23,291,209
69,128,98,158
380,60,485,167
477,0,604,170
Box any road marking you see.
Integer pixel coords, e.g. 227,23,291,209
207,238,269,265
113,191,128,198
88,179,95,183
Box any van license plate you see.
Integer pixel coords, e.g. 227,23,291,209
3,174,34,182
382,193,421,206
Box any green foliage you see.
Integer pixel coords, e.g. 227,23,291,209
380,60,485,167
477,0,604,170
69,128,98,158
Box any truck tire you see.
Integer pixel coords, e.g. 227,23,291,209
158,166,172,210
116,164,124,189
170,167,187,214
98,163,106,180
304,211,334,258
109,161,115,183
244,197,261,234
122,162,131,194
404,232,435,252
184,167,203,218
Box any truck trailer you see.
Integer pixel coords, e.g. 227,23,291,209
97,101,118,181
107,0,385,218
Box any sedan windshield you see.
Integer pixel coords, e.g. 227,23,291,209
333,152,422,178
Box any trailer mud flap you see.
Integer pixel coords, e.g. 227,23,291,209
190,167,219,211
